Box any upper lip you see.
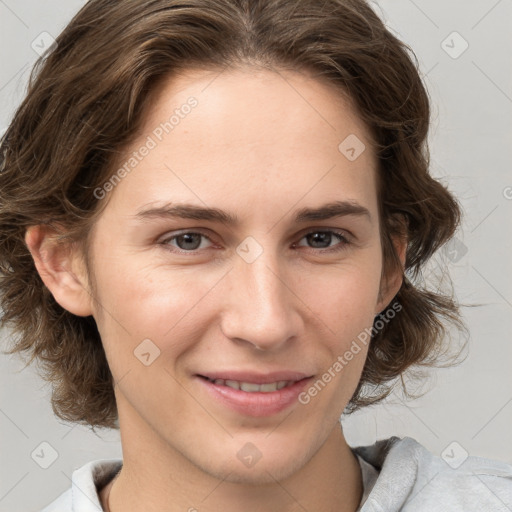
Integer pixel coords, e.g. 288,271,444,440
197,371,312,384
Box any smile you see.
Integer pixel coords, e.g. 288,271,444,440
202,376,295,393
196,373,313,417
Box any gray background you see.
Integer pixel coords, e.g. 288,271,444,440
1,1,511,510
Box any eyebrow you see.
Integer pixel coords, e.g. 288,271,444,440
134,200,372,225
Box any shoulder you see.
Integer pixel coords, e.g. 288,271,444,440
353,436,512,512
39,458,123,512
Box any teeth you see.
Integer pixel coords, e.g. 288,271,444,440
259,382,278,392
225,380,240,390
240,382,262,392
207,378,294,393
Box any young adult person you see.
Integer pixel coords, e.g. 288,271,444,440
1,1,511,511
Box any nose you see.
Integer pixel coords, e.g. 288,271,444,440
219,252,304,351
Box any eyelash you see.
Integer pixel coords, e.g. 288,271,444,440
159,229,352,255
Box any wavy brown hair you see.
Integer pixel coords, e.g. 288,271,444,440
0,0,465,429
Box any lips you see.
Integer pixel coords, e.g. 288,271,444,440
195,370,314,416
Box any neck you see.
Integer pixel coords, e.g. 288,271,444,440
105,396,363,512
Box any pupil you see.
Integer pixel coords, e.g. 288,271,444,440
177,233,201,250
308,232,331,248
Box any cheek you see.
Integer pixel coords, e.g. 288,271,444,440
300,272,377,405
294,259,382,333
91,256,220,354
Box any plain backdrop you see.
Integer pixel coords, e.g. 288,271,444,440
1,1,511,511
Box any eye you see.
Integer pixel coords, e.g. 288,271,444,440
160,231,214,252
295,230,351,252
159,229,351,255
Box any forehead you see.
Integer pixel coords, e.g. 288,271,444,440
141,66,372,155
103,66,378,223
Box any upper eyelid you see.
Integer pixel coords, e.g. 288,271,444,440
297,229,350,241
159,228,215,243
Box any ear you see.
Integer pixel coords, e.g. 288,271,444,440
25,225,93,317
375,225,407,315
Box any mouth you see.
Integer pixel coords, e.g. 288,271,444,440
198,375,297,393
195,371,314,417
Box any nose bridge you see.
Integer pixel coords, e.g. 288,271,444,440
220,246,301,350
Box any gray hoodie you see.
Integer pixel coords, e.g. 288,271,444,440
40,436,512,511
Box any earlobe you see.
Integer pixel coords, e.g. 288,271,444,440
24,225,93,317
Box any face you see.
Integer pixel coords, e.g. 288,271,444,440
79,67,398,483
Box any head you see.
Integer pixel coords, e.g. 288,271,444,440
1,0,463,481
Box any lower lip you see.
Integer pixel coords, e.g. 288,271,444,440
196,376,313,417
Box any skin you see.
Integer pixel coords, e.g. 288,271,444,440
26,67,405,512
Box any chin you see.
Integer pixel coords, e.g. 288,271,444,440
200,449,306,486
